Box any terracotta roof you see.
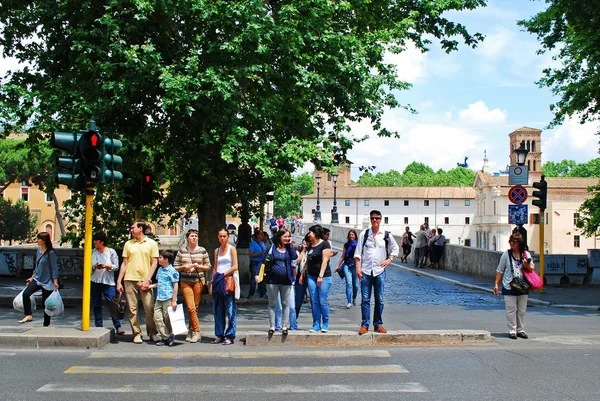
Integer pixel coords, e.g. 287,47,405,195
474,171,599,195
303,186,476,200
511,126,542,133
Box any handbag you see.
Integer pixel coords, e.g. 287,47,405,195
509,251,530,295
523,268,543,290
109,291,127,320
225,275,235,294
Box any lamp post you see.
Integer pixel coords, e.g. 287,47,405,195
315,175,322,222
331,173,339,224
514,140,529,166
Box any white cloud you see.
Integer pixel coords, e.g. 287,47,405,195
384,43,427,84
543,116,600,163
458,101,507,125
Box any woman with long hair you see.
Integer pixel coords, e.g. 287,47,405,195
262,229,298,334
334,230,359,308
211,228,239,345
19,232,59,325
305,225,332,333
493,233,534,339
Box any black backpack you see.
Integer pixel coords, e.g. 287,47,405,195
361,229,391,259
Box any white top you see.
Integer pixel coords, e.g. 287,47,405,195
91,247,119,285
354,228,399,277
216,245,233,274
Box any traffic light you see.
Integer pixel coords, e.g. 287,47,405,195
51,131,85,189
532,175,547,210
103,137,123,183
124,173,155,207
79,130,104,184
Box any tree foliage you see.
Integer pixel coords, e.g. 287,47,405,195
0,197,37,245
357,165,475,187
273,172,313,218
542,159,600,177
0,0,485,248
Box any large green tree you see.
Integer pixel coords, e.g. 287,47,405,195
520,1,600,236
1,0,485,248
357,165,475,186
0,197,37,245
273,172,313,217
542,159,600,177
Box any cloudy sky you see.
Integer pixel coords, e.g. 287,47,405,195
343,0,600,180
2,1,598,182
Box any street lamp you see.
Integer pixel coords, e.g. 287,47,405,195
315,175,322,222
514,140,529,166
331,173,339,224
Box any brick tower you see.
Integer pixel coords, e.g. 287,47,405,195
509,127,542,181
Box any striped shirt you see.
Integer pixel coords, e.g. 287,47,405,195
174,245,211,282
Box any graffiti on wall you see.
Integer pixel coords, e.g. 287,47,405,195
0,253,18,276
22,254,83,276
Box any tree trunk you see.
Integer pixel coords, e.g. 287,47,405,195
196,189,226,270
52,193,67,238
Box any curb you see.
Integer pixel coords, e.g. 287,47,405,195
245,330,492,346
0,326,111,349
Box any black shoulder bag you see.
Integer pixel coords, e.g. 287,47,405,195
509,251,529,295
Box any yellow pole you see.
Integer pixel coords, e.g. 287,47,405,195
135,210,140,220
81,188,95,331
539,214,545,293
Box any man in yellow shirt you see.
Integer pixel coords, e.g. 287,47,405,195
117,220,159,344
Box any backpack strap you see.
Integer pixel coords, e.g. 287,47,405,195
361,229,370,257
361,229,390,258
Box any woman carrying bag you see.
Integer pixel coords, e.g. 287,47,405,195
19,232,59,325
493,233,534,340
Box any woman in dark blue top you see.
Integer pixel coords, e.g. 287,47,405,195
334,230,359,308
264,229,297,335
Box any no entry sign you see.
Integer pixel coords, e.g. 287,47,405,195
508,185,528,204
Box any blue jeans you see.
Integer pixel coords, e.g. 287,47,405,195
274,283,298,330
361,270,386,328
91,282,122,329
307,275,331,329
342,263,360,304
213,292,236,340
247,260,266,298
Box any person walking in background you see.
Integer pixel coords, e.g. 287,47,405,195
494,233,534,340
400,226,415,263
334,230,359,308
428,228,446,269
19,232,59,325
305,225,332,333
247,231,267,300
91,232,124,334
262,229,297,335
174,229,211,343
355,210,399,335
116,220,160,344
295,235,310,320
413,225,428,269
211,228,239,345
149,250,179,346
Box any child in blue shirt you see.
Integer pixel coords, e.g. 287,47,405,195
150,250,179,346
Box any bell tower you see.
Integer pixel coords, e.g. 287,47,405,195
509,127,542,181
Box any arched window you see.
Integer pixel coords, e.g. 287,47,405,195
533,160,537,171
531,140,536,152
526,140,530,151
527,160,531,169
45,224,53,240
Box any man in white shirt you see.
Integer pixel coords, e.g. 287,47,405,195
355,210,399,335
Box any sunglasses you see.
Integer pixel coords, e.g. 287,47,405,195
370,217,382,220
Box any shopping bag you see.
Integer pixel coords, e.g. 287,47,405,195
44,290,64,317
167,303,188,335
523,269,543,290
13,288,36,312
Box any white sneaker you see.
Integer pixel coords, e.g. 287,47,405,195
133,334,143,344
346,303,352,309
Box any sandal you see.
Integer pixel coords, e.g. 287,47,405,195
222,338,234,346
210,337,224,344
116,327,126,335
282,328,289,335
268,328,275,335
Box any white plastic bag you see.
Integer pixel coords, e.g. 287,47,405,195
13,288,36,312
44,290,64,317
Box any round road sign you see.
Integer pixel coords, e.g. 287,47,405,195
508,185,528,204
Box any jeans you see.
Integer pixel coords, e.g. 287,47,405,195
91,282,122,329
180,281,202,332
247,260,266,298
22,280,52,326
342,263,359,304
267,284,291,329
361,270,386,328
213,292,236,340
307,275,331,330
274,283,298,330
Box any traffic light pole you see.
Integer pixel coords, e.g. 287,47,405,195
539,214,545,293
81,188,95,331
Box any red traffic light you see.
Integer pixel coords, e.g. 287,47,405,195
145,175,151,183
90,133,99,147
